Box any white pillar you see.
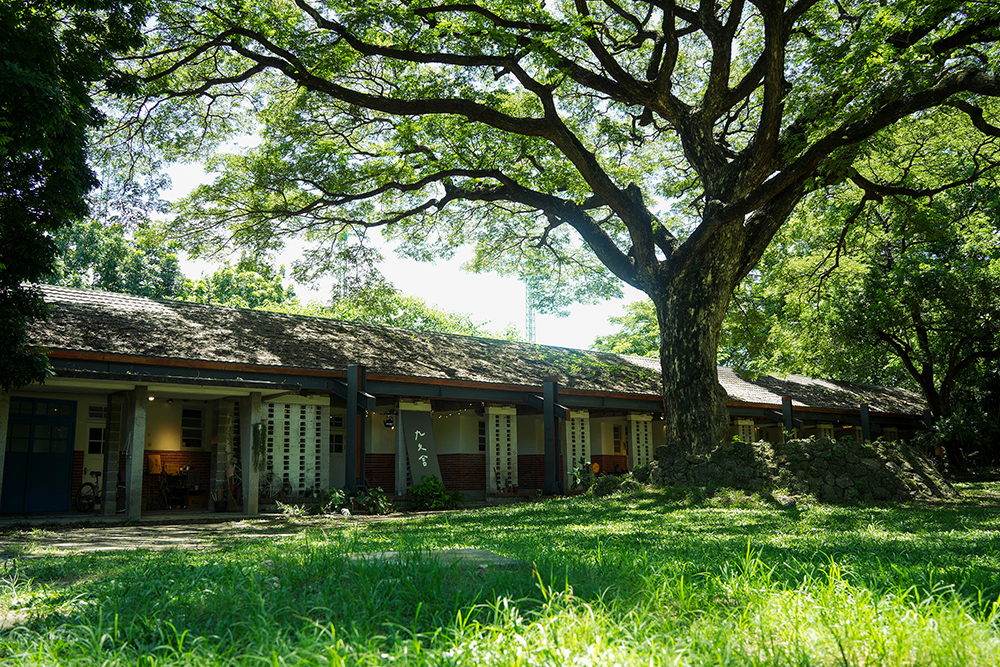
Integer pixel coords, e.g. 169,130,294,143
240,392,262,515
0,390,9,504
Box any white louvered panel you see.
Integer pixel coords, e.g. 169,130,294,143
628,418,653,468
266,403,325,495
566,415,590,469
487,411,517,491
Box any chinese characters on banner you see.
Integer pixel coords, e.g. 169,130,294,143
400,409,442,483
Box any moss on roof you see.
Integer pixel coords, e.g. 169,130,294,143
31,285,926,415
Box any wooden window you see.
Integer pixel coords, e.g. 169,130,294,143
182,408,203,448
330,413,345,453
87,404,107,454
612,424,626,453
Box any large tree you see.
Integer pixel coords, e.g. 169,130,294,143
127,0,1000,451
0,0,148,390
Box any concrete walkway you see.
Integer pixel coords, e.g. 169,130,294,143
0,511,527,572
0,512,396,557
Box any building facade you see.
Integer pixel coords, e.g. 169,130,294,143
0,286,928,516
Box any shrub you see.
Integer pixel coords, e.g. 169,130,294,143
590,475,623,497
618,476,643,495
570,457,597,491
631,463,652,484
319,487,347,514
409,475,465,511
354,486,395,515
276,501,308,518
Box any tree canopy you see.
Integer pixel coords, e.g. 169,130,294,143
0,0,148,390
48,219,186,298
121,0,1000,451
744,108,1000,463
592,106,1000,462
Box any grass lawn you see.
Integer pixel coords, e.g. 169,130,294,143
1,485,999,665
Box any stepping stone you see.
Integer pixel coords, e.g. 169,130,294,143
347,548,528,570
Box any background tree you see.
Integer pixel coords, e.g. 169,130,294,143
46,223,518,337
0,0,148,390
592,300,659,357
183,258,296,309
326,278,521,339
125,0,1000,451
660,108,1000,464
47,219,186,298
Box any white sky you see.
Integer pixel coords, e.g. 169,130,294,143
166,164,646,350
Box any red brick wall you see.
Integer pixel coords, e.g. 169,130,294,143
517,454,546,492
365,453,395,493
593,454,628,475
143,451,211,502
439,453,486,491
71,451,84,500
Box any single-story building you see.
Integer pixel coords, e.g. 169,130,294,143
0,285,928,517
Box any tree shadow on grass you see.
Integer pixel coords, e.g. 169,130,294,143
5,493,999,661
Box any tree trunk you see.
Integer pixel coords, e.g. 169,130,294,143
653,242,743,455
920,392,968,473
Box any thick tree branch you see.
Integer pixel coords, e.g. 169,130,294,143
573,0,644,92
849,164,997,202
945,100,1000,137
450,181,642,288
726,69,1000,224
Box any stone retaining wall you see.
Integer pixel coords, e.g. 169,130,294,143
632,437,955,503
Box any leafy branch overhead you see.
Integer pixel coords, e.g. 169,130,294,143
135,0,1000,293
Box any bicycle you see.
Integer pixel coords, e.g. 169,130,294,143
75,470,126,513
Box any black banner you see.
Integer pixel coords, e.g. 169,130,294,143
400,410,442,483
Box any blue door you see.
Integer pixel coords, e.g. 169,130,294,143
2,398,76,513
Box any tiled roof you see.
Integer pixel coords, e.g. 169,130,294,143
30,285,926,415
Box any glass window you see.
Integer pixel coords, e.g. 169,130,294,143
88,426,105,455
8,423,30,452
330,412,345,453
613,425,625,454
50,425,69,453
33,425,52,453
36,401,70,416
